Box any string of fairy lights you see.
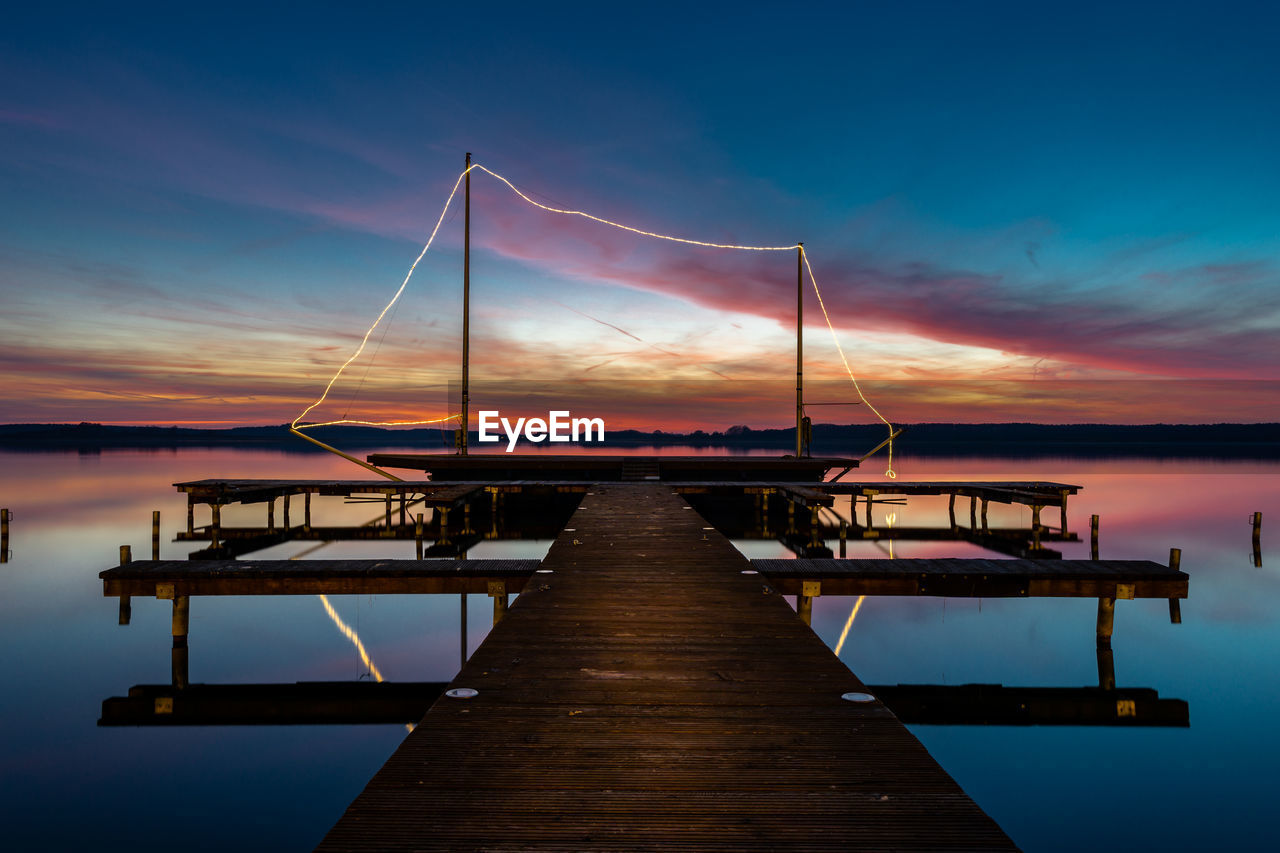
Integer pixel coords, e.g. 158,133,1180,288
292,161,897,477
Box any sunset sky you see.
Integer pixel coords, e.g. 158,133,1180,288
2,1,1278,430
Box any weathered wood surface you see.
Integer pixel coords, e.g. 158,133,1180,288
100,559,541,596
100,682,451,727
758,557,1188,598
316,483,1016,852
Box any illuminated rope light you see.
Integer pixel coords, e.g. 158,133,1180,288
833,595,866,657
318,593,387,682
802,249,896,477
291,167,472,430
292,162,896,475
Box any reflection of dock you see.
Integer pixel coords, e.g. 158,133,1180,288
314,482,1016,850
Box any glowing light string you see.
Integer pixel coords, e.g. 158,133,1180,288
802,249,896,477
833,595,866,658
292,163,896,474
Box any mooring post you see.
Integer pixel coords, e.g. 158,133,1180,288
210,504,221,550
1090,514,1100,560
304,492,312,531
283,493,291,530
1096,595,1116,648
151,510,160,560
1,508,9,563
980,499,989,531
171,595,190,689
1096,646,1116,691
266,497,275,531
186,495,194,535
1168,547,1183,623
415,513,424,559
384,493,392,530
399,494,406,527
969,496,977,528
864,495,873,529
1059,490,1070,533
947,494,956,529
1030,505,1042,550
488,580,508,625
118,544,132,625
839,520,847,558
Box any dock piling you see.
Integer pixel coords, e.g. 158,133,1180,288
210,504,221,550
283,494,291,530
171,595,189,689
488,580,508,625
1090,514,1100,560
151,510,160,560
267,498,275,531
797,580,820,626
1254,512,1263,567
839,519,847,558
118,544,132,624
304,492,312,531
1096,595,1115,648
415,513,424,559
1168,548,1182,623
1096,646,1116,691
1,507,8,563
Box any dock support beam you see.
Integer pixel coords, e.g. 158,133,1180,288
948,495,956,529
304,492,312,531
171,595,189,690
1030,505,1042,550
1254,512,1263,567
283,494,291,530
1,507,9,563
1168,548,1182,624
488,580,508,626
118,545,131,625
980,499,989,531
151,510,160,560
839,520,847,558
1096,646,1116,691
267,498,275,531
186,496,194,535
797,580,820,627
415,513,424,559
210,504,221,551
1096,596,1115,649
1090,515,1099,560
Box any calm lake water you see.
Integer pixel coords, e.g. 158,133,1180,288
0,447,1275,851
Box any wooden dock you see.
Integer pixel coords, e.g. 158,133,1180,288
314,483,1016,851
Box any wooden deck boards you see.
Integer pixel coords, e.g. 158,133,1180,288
314,483,1016,851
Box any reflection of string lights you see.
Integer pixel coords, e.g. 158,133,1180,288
292,162,896,474
833,595,866,657
318,593,386,682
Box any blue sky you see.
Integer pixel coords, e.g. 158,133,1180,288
2,1,1277,426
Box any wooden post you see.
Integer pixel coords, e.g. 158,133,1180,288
797,580,820,626
415,513,424,559
947,494,956,529
1090,514,1100,560
1254,512,1263,567
186,495,194,535
760,491,770,537
463,502,473,535
795,243,804,458
439,507,450,545
488,580,508,625
1096,646,1116,691
267,498,275,531
210,504,221,550
839,520,847,558
399,494,406,527
283,493,291,530
151,510,160,560
980,499,989,531
304,492,312,531
1030,505,1042,550
1168,548,1182,623
969,496,977,528
460,593,468,669
786,501,796,535
864,496,873,529
1096,596,1115,648
1,508,8,563
384,493,392,529
172,595,190,689
809,506,822,547
461,151,471,456
1059,490,1069,533
118,544,131,624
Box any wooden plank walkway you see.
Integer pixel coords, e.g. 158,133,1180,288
101,556,1184,600
101,558,541,596
315,483,1016,851
757,557,1188,598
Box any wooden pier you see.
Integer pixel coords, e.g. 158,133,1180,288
313,483,1016,851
